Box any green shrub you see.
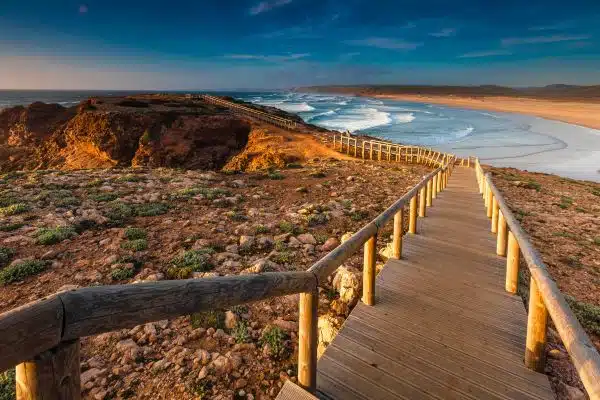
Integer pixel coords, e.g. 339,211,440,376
0,223,23,232
522,180,541,192
191,310,225,329
91,193,118,202
0,260,49,285
590,188,600,197
260,325,289,359
175,187,230,200
116,174,146,183
255,224,270,234
86,178,104,187
232,321,250,343
124,227,147,240
594,237,600,246
104,202,135,225
0,247,14,267
34,226,76,245
350,210,369,221
0,368,15,400
278,221,301,234
306,213,328,226
271,251,294,265
566,296,600,335
309,170,326,178
172,249,214,269
134,202,169,217
558,196,573,209
54,196,80,207
226,210,247,221
268,171,284,180
121,239,148,251
0,203,29,216
111,265,136,281
166,266,193,279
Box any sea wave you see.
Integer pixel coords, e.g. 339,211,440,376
317,107,391,132
393,113,415,123
275,102,315,112
307,110,336,121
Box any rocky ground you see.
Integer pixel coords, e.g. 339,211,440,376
490,167,600,400
0,159,429,399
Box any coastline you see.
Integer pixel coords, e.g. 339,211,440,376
373,94,600,131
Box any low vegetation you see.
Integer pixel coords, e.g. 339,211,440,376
0,260,49,285
34,226,76,245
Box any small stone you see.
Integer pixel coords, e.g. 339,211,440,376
225,311,239,330
322,237,340,251
197,366,209,380
234,378,248,389
341,232,353,243
296,233,316,245
81,368,105,386
548,349,566,360
56,284,79,293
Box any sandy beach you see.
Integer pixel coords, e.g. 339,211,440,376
375,94,600,131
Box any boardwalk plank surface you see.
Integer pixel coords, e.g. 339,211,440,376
317,168,554,400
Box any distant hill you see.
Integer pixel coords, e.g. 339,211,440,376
296,84,600,101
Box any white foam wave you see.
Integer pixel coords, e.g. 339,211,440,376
274,102,315,112
306,110,336,121
454,126,474,139
337,101,348,105
316,107,391,132
393,113,415,123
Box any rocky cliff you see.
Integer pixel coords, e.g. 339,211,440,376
0,95,257,172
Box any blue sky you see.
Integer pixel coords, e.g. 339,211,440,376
1,0,599,89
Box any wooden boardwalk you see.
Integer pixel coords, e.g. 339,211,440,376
316,168,554,399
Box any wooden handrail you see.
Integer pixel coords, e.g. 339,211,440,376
0,272,316,373
475,159,600,399
201,95,299,129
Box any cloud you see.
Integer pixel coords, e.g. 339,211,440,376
346,37,423,50
429,28,457,37
78,4,88,13
224,53,309,62
529,21,574,31
249,0,292,15
502,34,591,46
458,49,512,58
258,26,319,40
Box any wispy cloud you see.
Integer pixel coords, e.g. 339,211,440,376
529,21,574,31
258,26,319,39
502,34,591,46
249,0,292,16
338,52,360,61
224,53,309,62
458,49,512,58
346,37,423,50
78,4,88,13
429,28,457,37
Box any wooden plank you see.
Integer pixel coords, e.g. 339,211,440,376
317,168,554,400
276,380,318,400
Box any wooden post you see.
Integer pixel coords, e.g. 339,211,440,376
370,141,373,160
432,175,438,199
353,139,357,157
298,291,318,393
346,138,350,155
392,210,403,259
426,179,433,207
437,171,442,192
496,211,508,256
419,186,427,217
362,141,365,159
525,277,548,372
16,340,81,400
363,235,377,306
409,196,418,234
487,192,494,218
378,144,382,161
506,232,519,294
332,135,336,150
491,197,499,233
387,144,391,161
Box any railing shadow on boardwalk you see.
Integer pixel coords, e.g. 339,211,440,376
0,97,599,400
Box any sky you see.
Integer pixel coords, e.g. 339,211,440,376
1,0,599,90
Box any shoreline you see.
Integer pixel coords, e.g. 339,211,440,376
372,94,600,131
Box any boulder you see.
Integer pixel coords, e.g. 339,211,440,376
322,237,340,252
297,233,316,245
332,266,361,306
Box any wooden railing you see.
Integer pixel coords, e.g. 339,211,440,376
0,154,453,398
332,132,474,167
201,94,299,130
475,159,600,399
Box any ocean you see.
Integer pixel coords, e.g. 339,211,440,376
1,90,599,181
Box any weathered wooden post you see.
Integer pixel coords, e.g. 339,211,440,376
387,144,391,161
332,135,336,150
370,141,374,160
354,139,357,157
16,340,81,400
506,232,519,293
525,278,548,372
409,195,418,234
426,179,433,207
487,192,494,218
419,185,427,217
298,291,318,393
437,171,442,192
432,175,438,200
392,210,403,259
362,141,365,159
363,235,377,306
497,211,508,256
346,137,350,155
491,197,499,233
378,143,382,161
